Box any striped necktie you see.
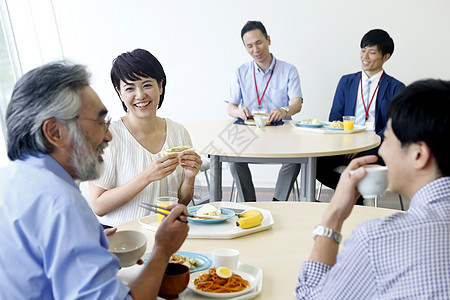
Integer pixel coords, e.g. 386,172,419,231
356,78,371,126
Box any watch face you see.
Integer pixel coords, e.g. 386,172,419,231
317,226,325,235
313,225,324,236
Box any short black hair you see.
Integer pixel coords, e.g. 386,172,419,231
360,29,394,57
111,49,166,112
241,21,268,41
388,79,450,176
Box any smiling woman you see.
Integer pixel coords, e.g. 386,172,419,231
89,49,203,227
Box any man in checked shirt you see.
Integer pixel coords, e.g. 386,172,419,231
296,79,450,299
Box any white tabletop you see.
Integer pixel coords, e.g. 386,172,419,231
117,202,398,299
183,120,381,158
183,120,381,202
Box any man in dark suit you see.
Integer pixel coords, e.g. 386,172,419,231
316,29,405,204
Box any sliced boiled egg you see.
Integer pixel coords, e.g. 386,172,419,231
216,266,232,279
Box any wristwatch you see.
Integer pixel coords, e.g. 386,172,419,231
281,106,290,115
312,225,342,244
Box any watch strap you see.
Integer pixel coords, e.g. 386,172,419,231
312,224,342,244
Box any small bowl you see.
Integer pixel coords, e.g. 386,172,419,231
158,263,190,299
108,230,147,268
351,166,389,199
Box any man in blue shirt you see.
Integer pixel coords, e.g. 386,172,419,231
316,29,404,205
226,20,303,201
296,79,450,299
0,62,189,299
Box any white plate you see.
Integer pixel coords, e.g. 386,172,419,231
118,259,263,300
292,122,366,134
323,123,344,130
295,121,324,128
187,207,235,224
139,202,275,239
187,269,257,298
142,251,213,273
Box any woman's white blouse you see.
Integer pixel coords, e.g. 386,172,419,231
93,118,192,227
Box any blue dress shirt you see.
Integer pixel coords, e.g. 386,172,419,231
0,154,131,299
296,176,450,299
228,55,303,119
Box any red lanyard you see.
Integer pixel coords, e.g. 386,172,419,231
360,71,384,120
253,58,277,107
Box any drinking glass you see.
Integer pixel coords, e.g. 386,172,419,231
156,196,178,225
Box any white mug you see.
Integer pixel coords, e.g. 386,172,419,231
212,248,239,271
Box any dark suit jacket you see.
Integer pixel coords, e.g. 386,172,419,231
329,71,405,138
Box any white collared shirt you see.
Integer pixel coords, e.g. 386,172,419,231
227,54,303,119
355,69,384,130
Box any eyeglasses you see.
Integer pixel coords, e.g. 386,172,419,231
79,116,112,133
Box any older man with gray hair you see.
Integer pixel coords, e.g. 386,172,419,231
0,62,189,299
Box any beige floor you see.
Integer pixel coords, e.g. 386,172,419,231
193,185,410,211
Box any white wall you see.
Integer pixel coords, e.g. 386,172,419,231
5,0,450,187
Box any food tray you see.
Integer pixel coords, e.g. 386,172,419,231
293,123,366,134
117,258,263,300
180,261,263,300
139,202,274,239
243,119,271,126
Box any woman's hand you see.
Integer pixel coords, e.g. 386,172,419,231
145,153,179,182
180,151,202,179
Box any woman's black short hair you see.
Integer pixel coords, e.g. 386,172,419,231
111,49,166,112
388,79,450,176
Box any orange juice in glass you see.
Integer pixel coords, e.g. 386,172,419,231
156,196,178,225
343,116,355,131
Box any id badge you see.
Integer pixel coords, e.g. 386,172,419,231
365,121,375,131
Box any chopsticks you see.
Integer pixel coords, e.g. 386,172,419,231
140,202,221,221
139,202,194,223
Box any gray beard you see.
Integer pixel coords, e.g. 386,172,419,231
68,123,107,181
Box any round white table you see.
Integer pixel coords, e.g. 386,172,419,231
183,120,381,202
117,202,398,299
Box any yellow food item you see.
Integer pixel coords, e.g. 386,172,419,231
236,210,264,229
216,266,232,279
328,120,344,128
